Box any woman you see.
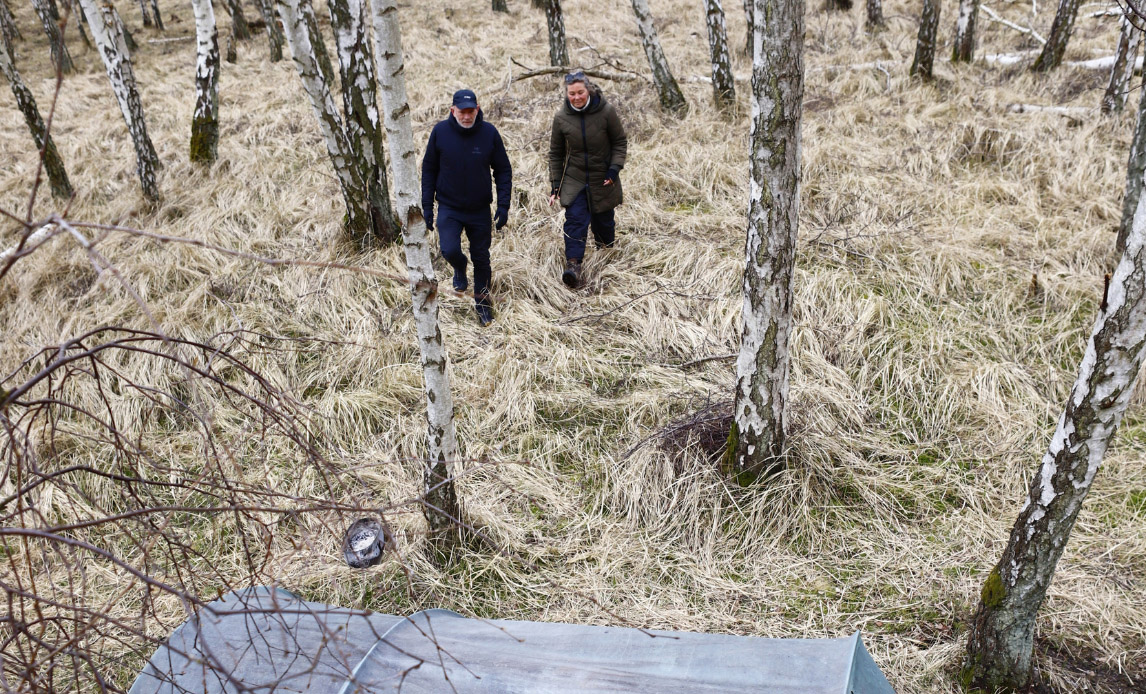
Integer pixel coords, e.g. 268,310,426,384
548,72,628,288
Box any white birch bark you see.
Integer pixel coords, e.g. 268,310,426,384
370,0,461,542
727,0,804,483
31,0,73,74
190,0,219,164
630,0,688,114
1032,0,1083,70
255,0,284,61
329,0,399,245
79,0,160,201
1118,74,1146,252
277,0,372,239
742,0,753,55
1101,12,1141,114
911,0,941,78
952,0,979,62
0,34,72,199
544,0,569,66
963,154,1146,694
0,0,22,47
866,0,884,26
704,0,736,110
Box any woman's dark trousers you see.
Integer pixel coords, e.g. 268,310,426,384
562,188,615,261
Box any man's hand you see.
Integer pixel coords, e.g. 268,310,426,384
494,207,508,231
548,187,559,207
423,207,434,232
604,167,619,187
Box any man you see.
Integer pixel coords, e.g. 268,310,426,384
422,89,512,327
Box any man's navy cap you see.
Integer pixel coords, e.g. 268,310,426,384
452,89,478,109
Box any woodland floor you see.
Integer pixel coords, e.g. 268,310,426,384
2,0,1145,692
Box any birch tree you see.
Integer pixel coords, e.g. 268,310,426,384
60,0,90,47
254,0,284,61
135,0,152,27
951,0,979,62
149,0,163,30
276,0,372,242
31,0,73,74
1118,78,1146,253
1,0,22,48
866,0,884,28
1,33,72,199
726,0,804,483
190,0,219,164
1031,0,1082,71
910,0,941,79
545,0,568,66
1101,11,1141,114
329,0,399,244
79,0,160,201
743,0,752,55
631,0,688,114
226,0,252,41
371,0,461,544
962,171,1146,694
704,0,736,111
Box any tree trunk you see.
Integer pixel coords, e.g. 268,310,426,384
31,0,73,75
1032,0,1082,71
493,0,508,11
544,0,568,66
276,0,372,241
630,0,688,114
826,0,852,10
190,0,219,164
952,0,979,62
59,0,90,48
743,0,753,55
963,172,1146,694
136,0,152,27
254,0,284,60
226,0,252,40
0,34,72,200
704,0,736,111
1118,74,1146,253
79,0,160,201
150,0,164,30
329,0,400,246
1101,12,1141,114
865,0,883,27
726,0,804,484
910,0,941,79
1,0,23,46
370,0,461,546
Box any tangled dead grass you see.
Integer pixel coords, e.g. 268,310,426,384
2,0,1146,691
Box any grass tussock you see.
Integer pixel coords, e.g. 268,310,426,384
2,0,1145,692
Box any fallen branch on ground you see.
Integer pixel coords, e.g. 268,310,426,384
510,60,640,83
1007,103,1094,119
980,5,1047,44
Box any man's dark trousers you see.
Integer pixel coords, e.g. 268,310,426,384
438,205,492,302
563,188,615,261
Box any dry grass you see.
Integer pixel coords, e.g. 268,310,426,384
2,0,1146,692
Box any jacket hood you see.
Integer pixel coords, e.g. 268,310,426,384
564,90,605,116
448,109,485,136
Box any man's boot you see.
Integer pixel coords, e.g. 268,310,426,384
561,258,582,288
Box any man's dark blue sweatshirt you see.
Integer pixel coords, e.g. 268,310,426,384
421,111,512,215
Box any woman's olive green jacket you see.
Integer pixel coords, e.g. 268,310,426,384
548,91,628,212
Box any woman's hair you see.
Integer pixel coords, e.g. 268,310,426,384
563,70,597,95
